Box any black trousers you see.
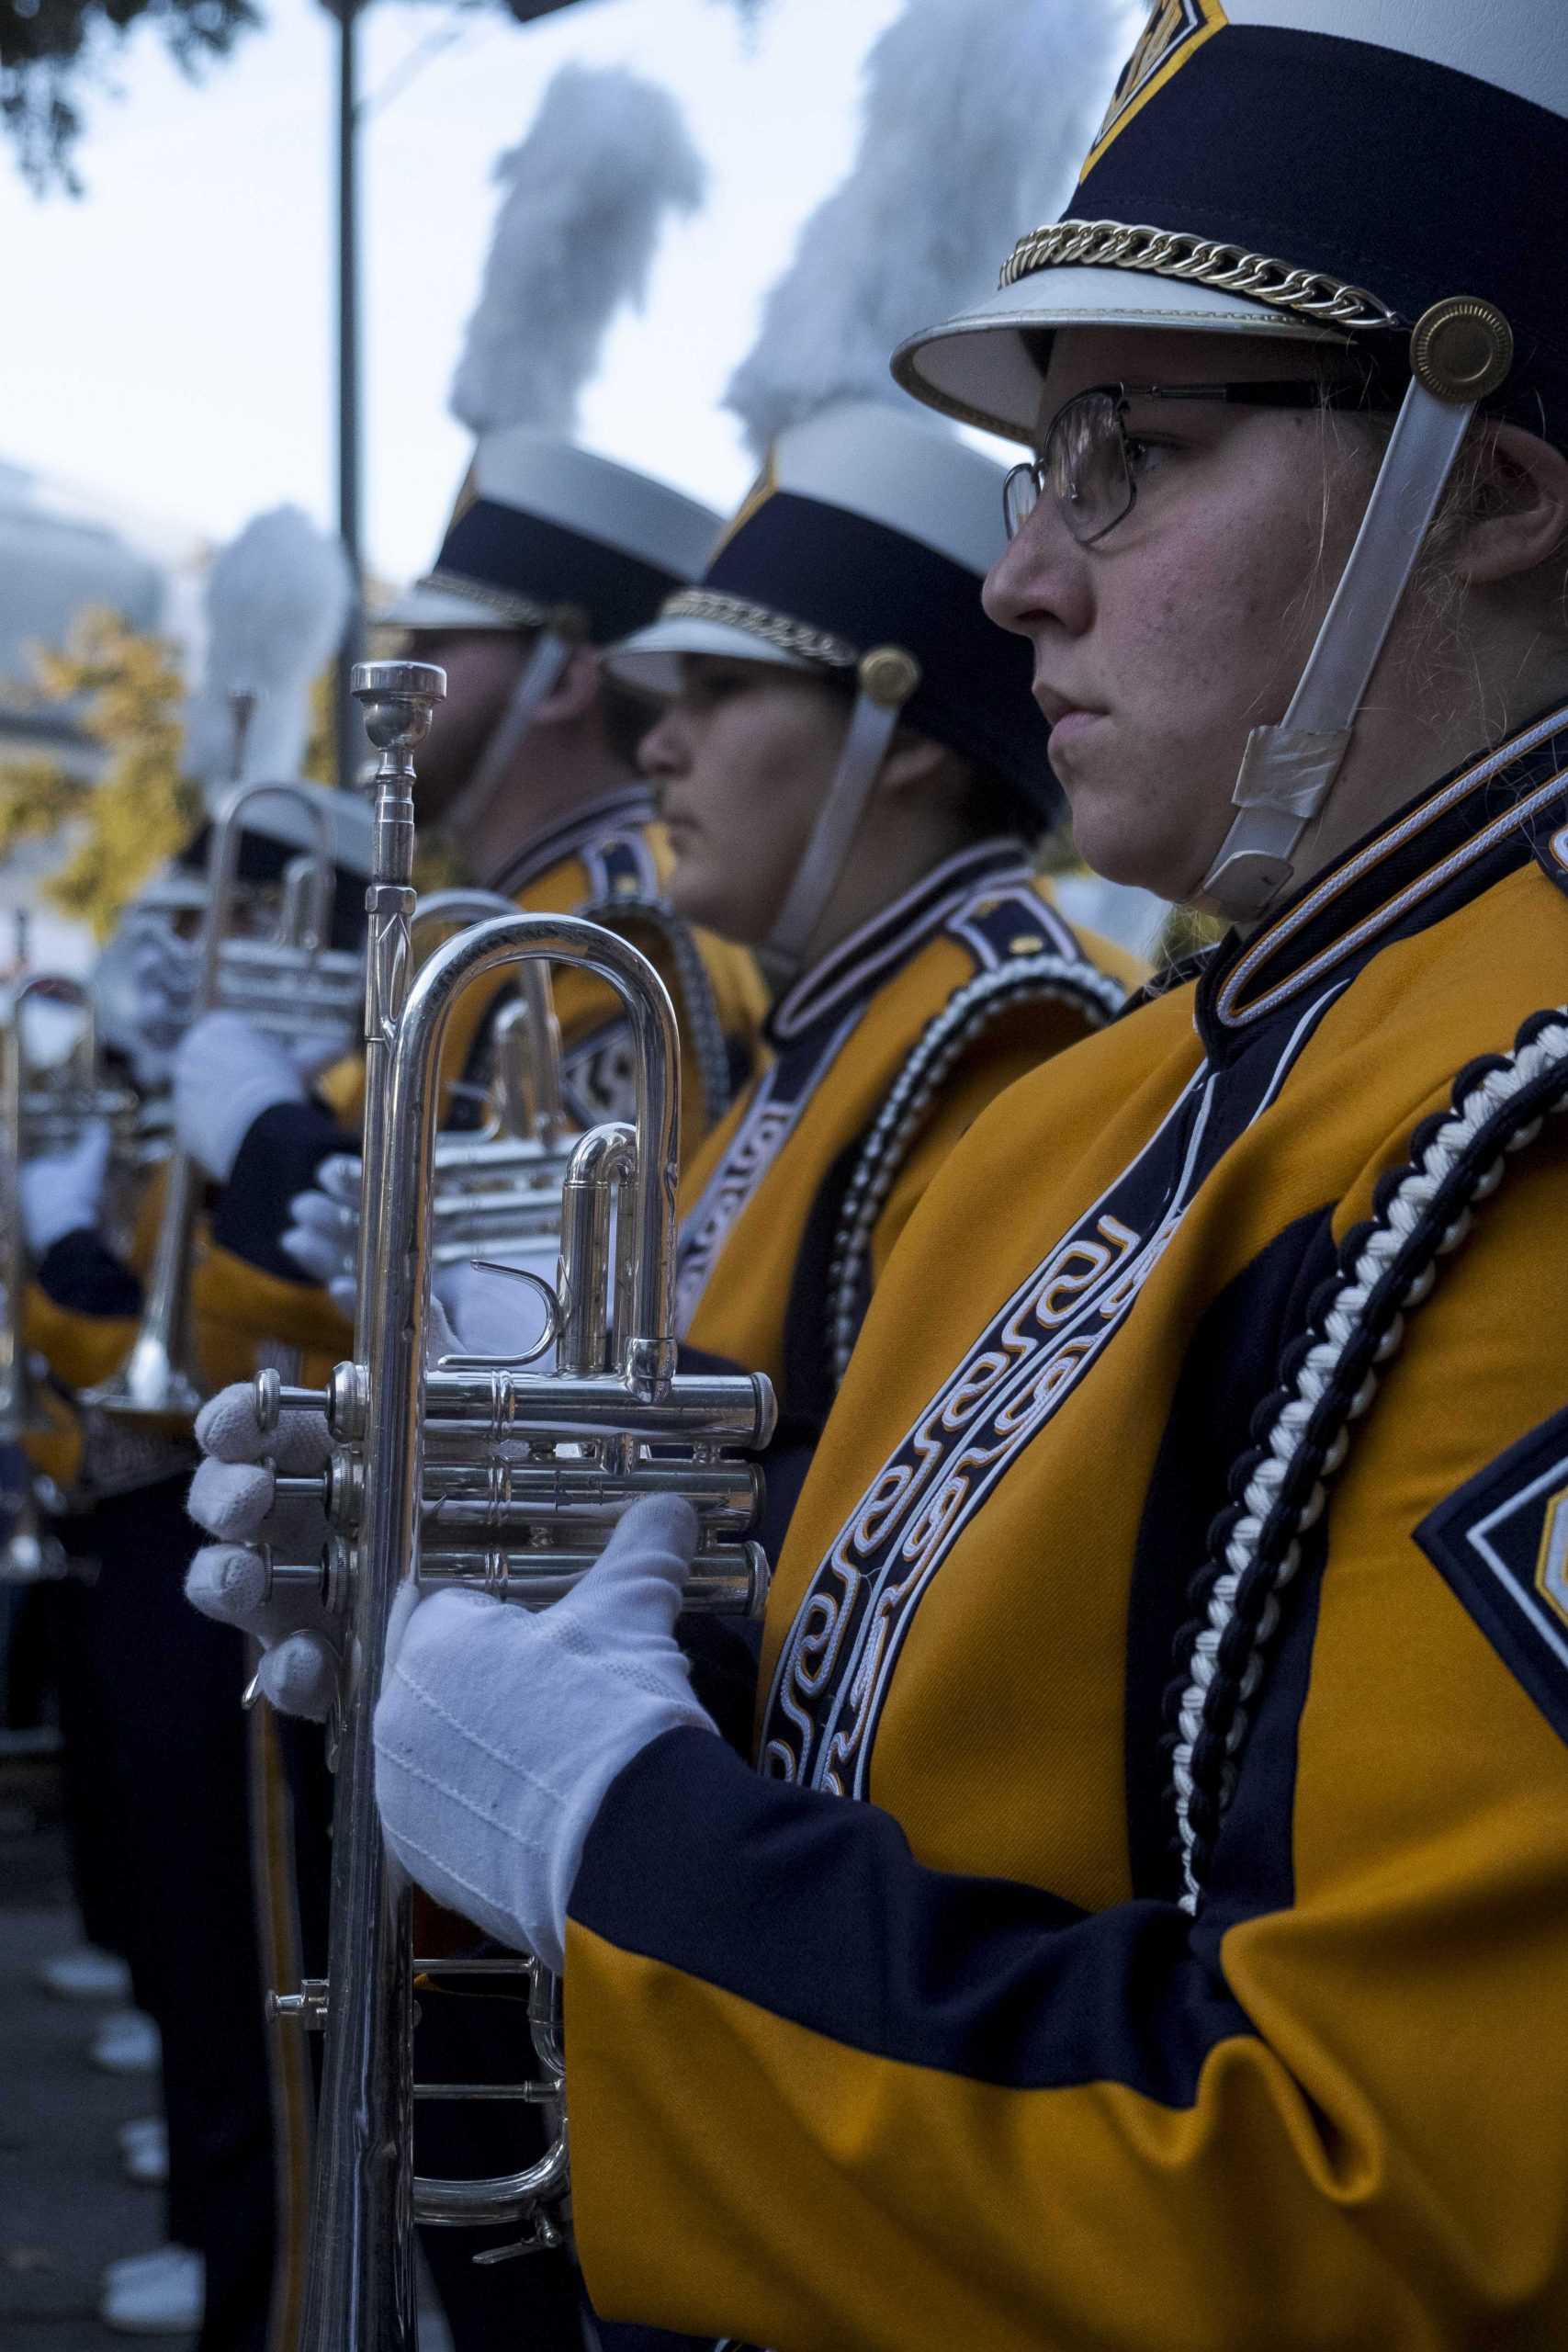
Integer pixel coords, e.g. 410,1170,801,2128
55,1476,276,2352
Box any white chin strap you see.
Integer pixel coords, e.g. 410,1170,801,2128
445,625,579,846
1199,370,1480,925
766,646,922,972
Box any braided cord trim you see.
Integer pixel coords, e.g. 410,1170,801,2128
999,220,1399,333
660,590,861,673
577,894,735,1133
420,569,552,629
827,956,1128,1388
1169,1008,1568,1914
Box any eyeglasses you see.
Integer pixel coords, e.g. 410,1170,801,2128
1001,379,1371,547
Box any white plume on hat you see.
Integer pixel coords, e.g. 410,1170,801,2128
450,62,706,439
725,0,1127,456
183,506,354,797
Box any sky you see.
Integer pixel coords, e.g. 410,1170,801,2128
2,0,915,584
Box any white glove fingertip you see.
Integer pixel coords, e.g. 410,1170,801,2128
188,1455,274,1541
259,1634,339,1723
185,1543,270,1626
194,1381,266,1464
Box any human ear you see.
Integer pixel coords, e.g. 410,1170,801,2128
532,642,603,727
876,728,950,803
1450,424,1568,587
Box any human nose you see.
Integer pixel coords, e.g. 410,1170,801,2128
637,702,687,779
982,492,1091,641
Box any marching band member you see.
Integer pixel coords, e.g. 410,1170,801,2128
607,398,1141,1547
367,6,1568,2346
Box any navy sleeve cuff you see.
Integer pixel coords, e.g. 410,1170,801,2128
36,1230,142,1317
211,1099,352,1281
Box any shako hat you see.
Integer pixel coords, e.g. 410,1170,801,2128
607,399,1051,811
896,0,1568,446
383,434,718,646
607,400,1055,968
894,0,1568,925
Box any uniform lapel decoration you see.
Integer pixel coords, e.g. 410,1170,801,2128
762,706,1568,1808
672,845,1034,1339
486,784,657,899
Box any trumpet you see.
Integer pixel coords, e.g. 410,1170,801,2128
0,977,138,1581
254,662,773,2348
84,781,362,1428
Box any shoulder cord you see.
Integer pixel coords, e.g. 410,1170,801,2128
575,894,735,1136
826,954,1129,1391
1168,1004,1568,1913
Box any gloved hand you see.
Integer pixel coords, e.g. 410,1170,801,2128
373,1495,713,1971
184,1380,340,1719
19,1119,112,1257
173,1011,308,1182
281,1152,361,1313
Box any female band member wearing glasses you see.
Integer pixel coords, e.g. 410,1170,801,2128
384,5,1568,2344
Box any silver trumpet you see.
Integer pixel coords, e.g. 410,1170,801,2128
84,781,358,1427
0,978,137,1581
253,662,773,2349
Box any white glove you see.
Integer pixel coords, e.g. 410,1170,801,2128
184,1380,340,1720
432,1249,558,1365
373,1496,713,1971
173,1011,308,1182
19,1119,112,1257
281,1152,361,1312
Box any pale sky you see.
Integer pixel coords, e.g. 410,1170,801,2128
2,0,909,582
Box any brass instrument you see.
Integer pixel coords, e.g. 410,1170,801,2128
254,663,773,2348
84,781,359,1427
0,977,138,1581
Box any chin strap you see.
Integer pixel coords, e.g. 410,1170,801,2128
443,609,586,843
1198,295,1515,926
765,647,922,972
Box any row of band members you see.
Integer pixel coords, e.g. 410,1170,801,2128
16,3,1568,2341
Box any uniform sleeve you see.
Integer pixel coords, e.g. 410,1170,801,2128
22,1235,142,1390
210,1098,352,1280
563,1135,1568,2351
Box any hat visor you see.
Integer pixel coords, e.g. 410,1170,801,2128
376,581,525,632
603,615,818,701
892,265,1349,444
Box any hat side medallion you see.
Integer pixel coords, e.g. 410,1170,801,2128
1411,297,1514,405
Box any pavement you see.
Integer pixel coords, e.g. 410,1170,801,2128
0,1746,195,2352
0,1746,454,2352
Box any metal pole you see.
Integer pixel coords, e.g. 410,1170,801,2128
331,0,366,791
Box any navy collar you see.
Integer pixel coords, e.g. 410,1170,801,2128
769,840,1035,1046
486,785,656,898
1196,700,1568,1055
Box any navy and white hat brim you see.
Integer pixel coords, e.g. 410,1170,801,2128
604,614,819,700
377,578,529,634
894,262,1348,446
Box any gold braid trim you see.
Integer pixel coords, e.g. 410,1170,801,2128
421,568,552,628
999,220,1399,332
660,588,860,671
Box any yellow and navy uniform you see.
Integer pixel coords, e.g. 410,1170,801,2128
558,701,1568,2351
200,786,767,1352
674,841,1140,1450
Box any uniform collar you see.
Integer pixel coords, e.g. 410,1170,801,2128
769,839,1034,1046
1197,698,1568,1051
486,784,656,898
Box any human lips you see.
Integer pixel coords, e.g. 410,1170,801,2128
1033,681,1106,743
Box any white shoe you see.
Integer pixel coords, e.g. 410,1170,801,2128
98,2245,205,2335
89,2009,161,2076
117,2117,169,2187
36,1944,133,2002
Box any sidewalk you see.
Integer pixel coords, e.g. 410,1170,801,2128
0,1750,197,2352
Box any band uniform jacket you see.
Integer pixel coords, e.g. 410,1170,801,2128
197,786,768,1353
672,840,1142,1459
558,701,1568,2351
